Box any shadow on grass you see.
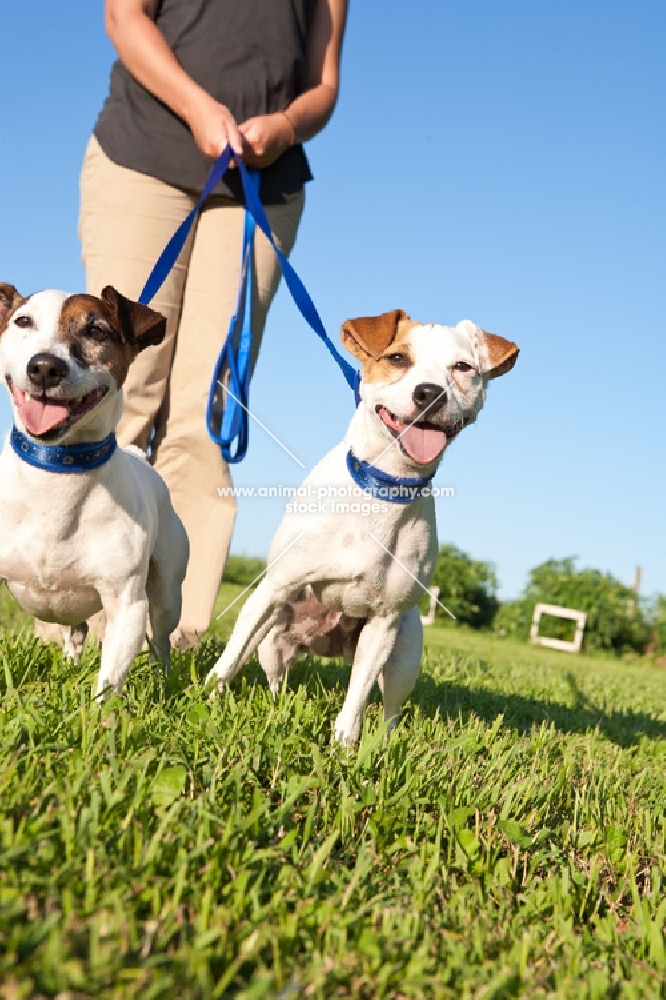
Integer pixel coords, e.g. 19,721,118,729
411,669,666,749
214,651,666,751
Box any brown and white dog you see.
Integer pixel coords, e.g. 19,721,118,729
0,284,189,696
207,309,518,743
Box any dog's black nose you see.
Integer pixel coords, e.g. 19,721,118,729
26,353,68,390
413,382,446,414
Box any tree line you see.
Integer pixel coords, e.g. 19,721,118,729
428,549,666,656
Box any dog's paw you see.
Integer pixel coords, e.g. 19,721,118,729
266,671,290,696
63,621,88,662
333,713,361,746
95,678,123,701
384,710,403,737
205,669,225,701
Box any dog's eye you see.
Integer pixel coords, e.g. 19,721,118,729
87,323,109,342
14,315,33,329
453,361,474,373
384,352,411,368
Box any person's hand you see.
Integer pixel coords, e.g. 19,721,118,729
186,89,244,160
239,112,295,169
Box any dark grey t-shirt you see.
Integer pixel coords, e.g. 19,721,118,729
94,0,315,203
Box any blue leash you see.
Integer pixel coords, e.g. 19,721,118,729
206,179,257,462
139,145,359,463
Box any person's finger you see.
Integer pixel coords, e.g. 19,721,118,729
238,119,259,143
235,134,255,167
225,118,244,156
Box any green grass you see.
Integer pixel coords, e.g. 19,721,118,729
0,582,665,998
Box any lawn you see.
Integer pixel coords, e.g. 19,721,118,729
0,581,665,998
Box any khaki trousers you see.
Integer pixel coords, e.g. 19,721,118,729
76,136,304,643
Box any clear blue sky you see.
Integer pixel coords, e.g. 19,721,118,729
1,1,664,600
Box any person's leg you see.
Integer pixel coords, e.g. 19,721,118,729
154,191,305,647
79,136,196,451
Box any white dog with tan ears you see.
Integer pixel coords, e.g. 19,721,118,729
0,283,189,697
207,309,518,743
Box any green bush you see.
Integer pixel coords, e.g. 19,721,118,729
428,544,499,628
222,554,266,587
495,557,651,655
493,598,532,640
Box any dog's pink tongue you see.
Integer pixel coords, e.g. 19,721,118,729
400,424,448,464
14,389,69,436
379,407,447,464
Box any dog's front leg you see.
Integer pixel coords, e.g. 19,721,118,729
334,613,401,745
96,584,148,698
206,577,296,692
376,607,423,731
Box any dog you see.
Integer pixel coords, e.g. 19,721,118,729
0,283,189,696
206,309,518,743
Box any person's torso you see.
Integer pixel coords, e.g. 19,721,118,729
94,0,315,202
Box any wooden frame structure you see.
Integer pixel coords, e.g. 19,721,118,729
530,602,587,653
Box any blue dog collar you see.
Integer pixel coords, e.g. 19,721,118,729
10,426,117,473
346,449,434,503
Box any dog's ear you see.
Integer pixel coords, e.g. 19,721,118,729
341,309,409,361
481,329,519,379
0,284,24,331
100,286,166,352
